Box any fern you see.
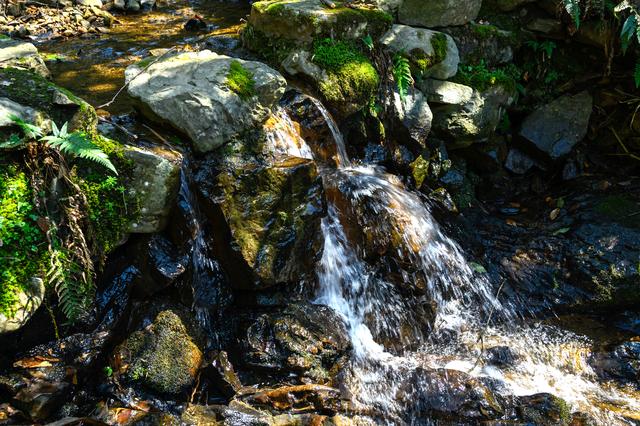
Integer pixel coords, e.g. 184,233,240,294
564,0,582,28
635,59,640,87
0,134,24,150
9,114,42,139
47,247,91,322
41,122,118,175
393,53,414,101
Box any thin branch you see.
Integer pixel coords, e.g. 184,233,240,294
96,46,177,110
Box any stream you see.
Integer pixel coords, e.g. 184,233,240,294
25,2,640,424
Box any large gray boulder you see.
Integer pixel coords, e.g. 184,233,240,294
126,50,287,153
520,91,593,159
398,0,482,28
0,39,49,78
380,24,459,80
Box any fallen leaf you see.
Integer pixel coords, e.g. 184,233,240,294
550,208,561,221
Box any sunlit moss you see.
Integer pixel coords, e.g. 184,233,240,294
226,60,256,100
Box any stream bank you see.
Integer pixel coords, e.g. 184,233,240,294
1,0,640,425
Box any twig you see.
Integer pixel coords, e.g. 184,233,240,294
142,123,171,146
468,278,507,373
96,46,177,110
98,116,138,140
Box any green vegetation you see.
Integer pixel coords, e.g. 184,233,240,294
226,60,256,100
453,61,521,92
393,53,414,101
0,165,47,317
312,38,379,106
413,32,448,73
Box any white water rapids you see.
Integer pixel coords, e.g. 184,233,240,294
264,105,640,425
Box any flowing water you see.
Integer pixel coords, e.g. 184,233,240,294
302,102,640,425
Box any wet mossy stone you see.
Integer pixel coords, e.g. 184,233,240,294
247,0,392,49
195,135,325,289
398,0,482,28
113,306,204,395
0,68,97,135
242,304,350,383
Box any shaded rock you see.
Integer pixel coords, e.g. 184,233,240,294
517,393,572,425
241,304,350,383
126,50,286,153
590,340,640,383
204,350,242,398
429,85,516,146
398,0,482,28
194,136,324,289
504,148,536,174
520,91,593,160
380,25,459,80
113,306,203,395
0,278,44,335
0,39,50,78
124,144,182,233
483,0,536,12
444,23,517,67
386,87,433,152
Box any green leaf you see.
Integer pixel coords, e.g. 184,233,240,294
564,0,581,28
393,53,414,101
635,59,640,88
362,34,374,51
553,227,571,235
620,13,638,53
0,134,25,150
470,262,487,274
9,114,42,139
41,123,118,175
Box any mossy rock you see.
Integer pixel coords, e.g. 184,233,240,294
0,163,48,325
0,68,97,135
242,304,350,383
195,134,325,289
247,0,392,49
114,306,204,395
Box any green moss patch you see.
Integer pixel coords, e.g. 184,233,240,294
0,164,47,317
74,136,139,256
312,38,379,107
453,61,521,92
226,60,256,100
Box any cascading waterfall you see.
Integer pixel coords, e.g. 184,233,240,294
291,100,640,424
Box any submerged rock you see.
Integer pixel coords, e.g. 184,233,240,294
0,39,50,78
519,91,593,160
241,304,350,383
126,50,286,153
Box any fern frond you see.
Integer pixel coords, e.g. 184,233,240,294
47,247,92,322
634,59,640,87
0,134,25,150
42,130,118,175
9,114,43,139
393,53,414,101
